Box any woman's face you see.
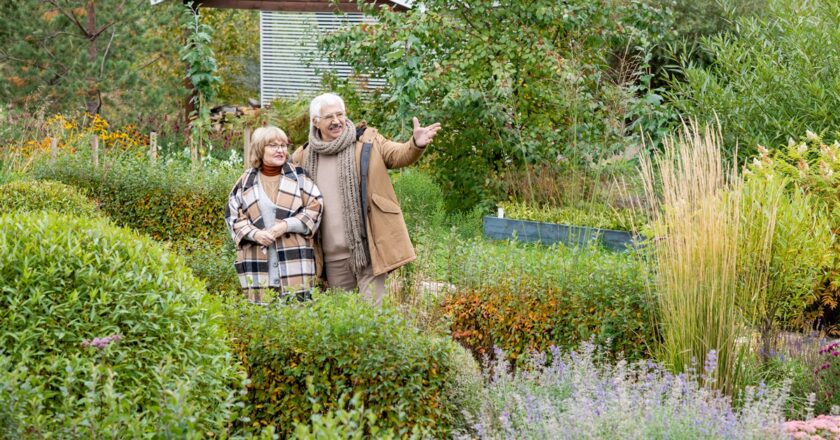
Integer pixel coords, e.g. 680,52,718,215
262,137,289,168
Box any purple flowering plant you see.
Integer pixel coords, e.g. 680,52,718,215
81,334,122,351
813,341,840,412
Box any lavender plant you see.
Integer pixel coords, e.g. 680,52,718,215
458,342,790,439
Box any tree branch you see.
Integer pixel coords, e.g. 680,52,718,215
134,53,164,72
91,20,117,40
99,27,117,77
46,0,89,38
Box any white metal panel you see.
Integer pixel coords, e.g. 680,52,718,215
260,11,384,105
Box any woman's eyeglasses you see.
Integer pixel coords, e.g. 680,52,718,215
266,142,289,151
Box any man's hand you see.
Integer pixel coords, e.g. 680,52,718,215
269,221,289,239
252,230,274,246
412,117,441,148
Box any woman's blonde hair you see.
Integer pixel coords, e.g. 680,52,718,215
249,126,289,168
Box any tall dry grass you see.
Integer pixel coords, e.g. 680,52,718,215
638,122,747,395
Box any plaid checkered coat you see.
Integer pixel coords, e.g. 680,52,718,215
225,164,322,300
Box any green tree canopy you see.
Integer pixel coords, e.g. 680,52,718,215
0,0,183,123
320,0,673,210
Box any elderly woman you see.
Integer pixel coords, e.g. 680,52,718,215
225,126,323,303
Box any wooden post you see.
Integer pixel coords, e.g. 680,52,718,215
92,135,99,167
149,131,158,164
243,126,252,170
50,136,58,162
190,134,198,167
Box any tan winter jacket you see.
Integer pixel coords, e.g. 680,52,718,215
292,126,426,277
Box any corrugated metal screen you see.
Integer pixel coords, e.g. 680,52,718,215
260,11,382,105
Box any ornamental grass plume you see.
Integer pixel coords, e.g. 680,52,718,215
638,121,746,395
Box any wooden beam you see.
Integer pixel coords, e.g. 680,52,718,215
193,0,408,13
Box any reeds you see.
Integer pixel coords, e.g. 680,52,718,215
638,122,746,395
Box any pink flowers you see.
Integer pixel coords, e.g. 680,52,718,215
783,415,840,440
818,342,840,356
81,334,122,350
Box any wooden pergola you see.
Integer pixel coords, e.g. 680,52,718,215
192,0,409,13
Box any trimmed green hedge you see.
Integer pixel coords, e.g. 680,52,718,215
0,212,241,437
0,179,99,217
33,154,240,246
225,292,475,438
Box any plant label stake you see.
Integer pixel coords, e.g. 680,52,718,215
92,135,99,167
149,131,158,164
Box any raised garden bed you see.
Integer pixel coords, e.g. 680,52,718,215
483,216,641,252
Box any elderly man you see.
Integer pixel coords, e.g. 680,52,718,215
291,92,440,305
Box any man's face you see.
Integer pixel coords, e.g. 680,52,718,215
314,103,346,142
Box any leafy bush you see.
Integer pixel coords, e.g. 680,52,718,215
320,0,673,210
0,213,241,437
669,0,840,158
392,168,446,237
173,237,240,295
0,179,99,217
265,97,311,147
225,292,472,438
442,243,654,362
290,393,422,440
457,343,789,439
747,133,839,331
737,170,832,349
499,200,636,231
33,151,240,245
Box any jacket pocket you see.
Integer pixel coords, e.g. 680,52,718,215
369,193,404,243
370,193,401,214
368,193,413,269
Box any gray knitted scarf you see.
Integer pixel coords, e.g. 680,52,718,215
304,119,369,274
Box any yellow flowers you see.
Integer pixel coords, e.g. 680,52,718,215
41,113,147,153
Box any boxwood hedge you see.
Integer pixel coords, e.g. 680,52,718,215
0,212,241,437
0,179,99,217
225,292,475,438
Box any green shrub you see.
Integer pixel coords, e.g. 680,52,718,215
0,212,241,437
392,168,446,237
173,237,240,295
0,179,99,217
669,0,840,159
737,171,832,347
441,242,655,361
225,292,471,438
320,0,673,210
746,134,839,330
499,200,637,231
290,393,422,440
32,152,240,245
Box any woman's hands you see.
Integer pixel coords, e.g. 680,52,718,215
269,221,288,238
252,230,275,246
252,222,290,247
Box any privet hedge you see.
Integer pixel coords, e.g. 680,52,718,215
225,293,473,438
0,213,241,437
33,154,239,245
0,179,99,217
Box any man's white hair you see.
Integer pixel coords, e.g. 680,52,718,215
309,93,346,122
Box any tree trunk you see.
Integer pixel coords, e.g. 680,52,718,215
86,0,101,115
